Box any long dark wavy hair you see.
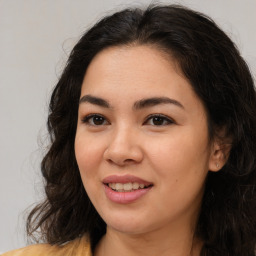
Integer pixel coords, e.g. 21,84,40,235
27,4,256,256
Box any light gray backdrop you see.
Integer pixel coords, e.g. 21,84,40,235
0,0,255,253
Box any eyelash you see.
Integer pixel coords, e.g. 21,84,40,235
81,114,109,126
81,114,174,126
143,114,174,126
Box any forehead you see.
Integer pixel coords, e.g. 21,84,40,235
81,45,187,95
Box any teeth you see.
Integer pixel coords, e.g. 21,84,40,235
108,182,149,191
123,183,133,190
139,184,145,189
132,183,139,189
109,183,116,190
115,183,123,190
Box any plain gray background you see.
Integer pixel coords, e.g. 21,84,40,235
0,0,255,253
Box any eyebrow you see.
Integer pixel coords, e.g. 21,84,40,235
79,95,110,108
133,97,184,110
79,94,184,110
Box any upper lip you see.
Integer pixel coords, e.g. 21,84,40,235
103,174,153,186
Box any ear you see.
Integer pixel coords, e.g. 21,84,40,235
208,138,232,172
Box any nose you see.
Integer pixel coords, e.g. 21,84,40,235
103,127,143,166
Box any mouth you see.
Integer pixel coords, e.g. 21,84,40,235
102,174,153,193
103,175,153,203
105,182,153,192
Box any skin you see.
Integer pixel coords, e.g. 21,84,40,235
75,45,224,256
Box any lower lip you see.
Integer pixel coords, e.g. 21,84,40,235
104,184,152,204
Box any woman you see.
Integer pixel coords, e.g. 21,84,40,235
2,4,256,256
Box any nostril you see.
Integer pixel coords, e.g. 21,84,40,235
124,159,134,163
106,158,134,166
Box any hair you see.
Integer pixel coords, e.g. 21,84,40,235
27,4,256,256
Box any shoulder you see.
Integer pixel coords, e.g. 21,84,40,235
1,244,55,256
1,236,91,256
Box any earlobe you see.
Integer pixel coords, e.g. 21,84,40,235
208,140,232,172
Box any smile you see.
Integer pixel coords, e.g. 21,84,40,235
107,182,152,192
103,175,153,203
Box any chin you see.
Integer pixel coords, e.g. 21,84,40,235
109,224,149,235
104,214,156,235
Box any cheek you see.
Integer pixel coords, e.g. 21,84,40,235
74,134,105,204
147,133,209,214
146,129,210,182
75,134,103,178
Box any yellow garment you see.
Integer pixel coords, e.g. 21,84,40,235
1,236,92,256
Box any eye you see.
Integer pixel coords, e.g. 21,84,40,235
144,114,174,126
82,114,109,126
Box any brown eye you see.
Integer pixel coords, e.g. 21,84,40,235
152,116,165,125
144,114,174,126
92,116,105,125
82,114,109,126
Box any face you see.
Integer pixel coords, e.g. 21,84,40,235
75,45,217,236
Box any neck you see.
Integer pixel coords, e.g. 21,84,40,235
94,225,202,256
